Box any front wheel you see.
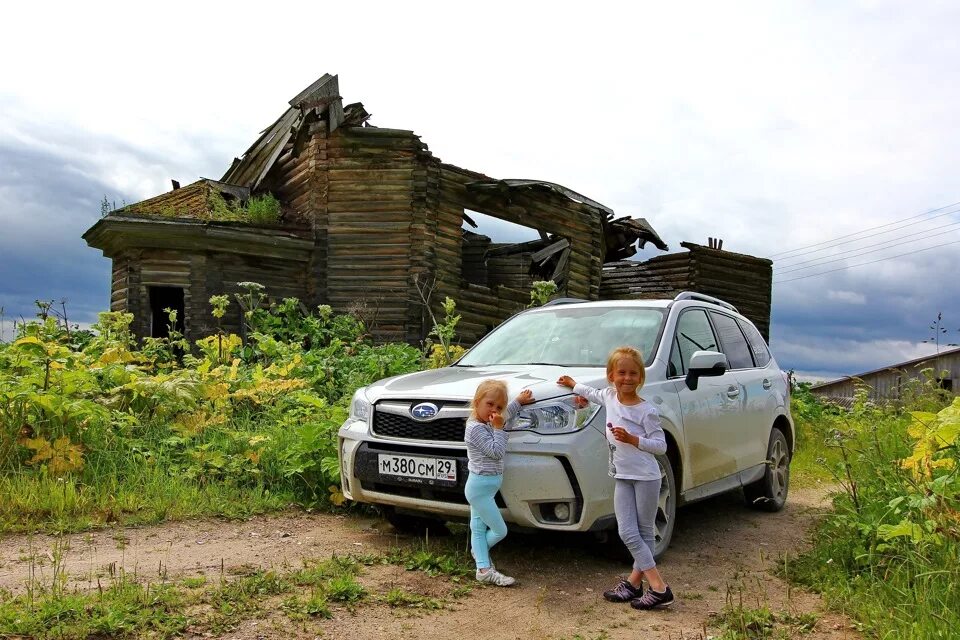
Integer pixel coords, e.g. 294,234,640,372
652,453,677,559
743,428,790,512
592,453,677,562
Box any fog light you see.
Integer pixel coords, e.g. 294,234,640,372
553,503,570,521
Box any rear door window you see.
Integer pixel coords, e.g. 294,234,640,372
737,319,771,367
709,312,754,369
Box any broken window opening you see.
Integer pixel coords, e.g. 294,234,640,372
148,286,185,339
460,210,570,292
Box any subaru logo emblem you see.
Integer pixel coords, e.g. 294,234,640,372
410,402,439,420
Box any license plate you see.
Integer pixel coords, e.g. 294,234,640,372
378,454,457,483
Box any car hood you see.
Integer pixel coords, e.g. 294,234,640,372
363,364,608,404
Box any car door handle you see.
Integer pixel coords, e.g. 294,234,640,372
762,379,772,390
726,385,740,399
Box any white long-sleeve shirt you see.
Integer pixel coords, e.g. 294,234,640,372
573,383,666,481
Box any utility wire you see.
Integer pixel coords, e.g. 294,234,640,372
773,238,960,284
772,205,960,262
769,200,960,259
774,220,960,273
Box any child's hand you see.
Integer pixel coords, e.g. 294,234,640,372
490,411,505,429
516,389,535,405
557,375,576,388
608,424,639,447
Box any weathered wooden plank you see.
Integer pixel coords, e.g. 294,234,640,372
328,169,415,182
326,199,414,211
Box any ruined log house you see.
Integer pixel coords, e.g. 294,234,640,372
83,74,772,345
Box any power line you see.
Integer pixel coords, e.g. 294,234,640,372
772,205,960,262
769,200,960,259
774,207,960,264
773,238,960,284
774,221,960,274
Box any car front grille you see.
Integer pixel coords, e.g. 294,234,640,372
372,412,466,442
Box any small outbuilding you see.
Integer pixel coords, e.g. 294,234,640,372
809,346,960,405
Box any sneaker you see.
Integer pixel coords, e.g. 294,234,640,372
603,579,641,603
476,567,517,587
630,585,675,610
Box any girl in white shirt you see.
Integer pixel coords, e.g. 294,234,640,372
558,346,674,610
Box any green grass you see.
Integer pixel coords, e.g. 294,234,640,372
0,463,292,534
382,587,443,609
712,599,818,639
0,546,468,639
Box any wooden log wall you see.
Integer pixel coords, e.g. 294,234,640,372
683,243,772,340
600,243,773,340
120,249,182,340
598,261,675,299
117,247,309,344
461,231,491,286
110,254,131,313
433,165,606,345
324,126,422,342
261,121,328,308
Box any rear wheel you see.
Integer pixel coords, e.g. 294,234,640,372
381,507,450,536
743,428,790,512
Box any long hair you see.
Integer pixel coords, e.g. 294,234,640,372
606,346,646,389
470,379,508,421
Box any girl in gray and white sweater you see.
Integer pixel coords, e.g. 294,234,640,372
463,379,534,586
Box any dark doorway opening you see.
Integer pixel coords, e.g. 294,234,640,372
149,286,185,338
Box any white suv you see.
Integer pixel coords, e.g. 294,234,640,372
338,292,793,557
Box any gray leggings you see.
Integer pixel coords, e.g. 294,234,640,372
614,478,661,572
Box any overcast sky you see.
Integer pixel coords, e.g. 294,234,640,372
2,1,959,380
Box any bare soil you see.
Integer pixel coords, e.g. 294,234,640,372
0,487,861,639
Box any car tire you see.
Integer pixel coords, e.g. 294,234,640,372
743,428,790,512
591,453,677,562
381,507,451,536
652,453,677,560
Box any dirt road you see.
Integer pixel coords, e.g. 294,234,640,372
0,487,859,639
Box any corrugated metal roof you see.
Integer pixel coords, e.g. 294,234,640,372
810,345,960,390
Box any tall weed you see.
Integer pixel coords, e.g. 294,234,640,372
787,381,959,639
0,296,423,533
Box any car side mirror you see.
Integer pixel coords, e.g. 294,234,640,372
684,350,728,390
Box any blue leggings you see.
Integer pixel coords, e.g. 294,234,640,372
464,472,507,570
614,477,661,572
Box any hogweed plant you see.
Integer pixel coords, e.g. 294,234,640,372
0,286,421,533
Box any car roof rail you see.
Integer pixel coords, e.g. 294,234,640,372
541,297,589,307
673,291,739,313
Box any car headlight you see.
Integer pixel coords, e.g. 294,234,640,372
349,387,371,423
508,397,601,435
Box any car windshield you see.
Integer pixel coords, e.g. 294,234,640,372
457,306,666,367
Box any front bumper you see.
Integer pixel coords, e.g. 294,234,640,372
338,418,615,531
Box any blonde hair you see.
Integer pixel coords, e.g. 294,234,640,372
470,379,509,420
606,346,646,389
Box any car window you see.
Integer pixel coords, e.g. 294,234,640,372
458,307,666,367
668,309,718,377
710,312,754,369
737,318,771,367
